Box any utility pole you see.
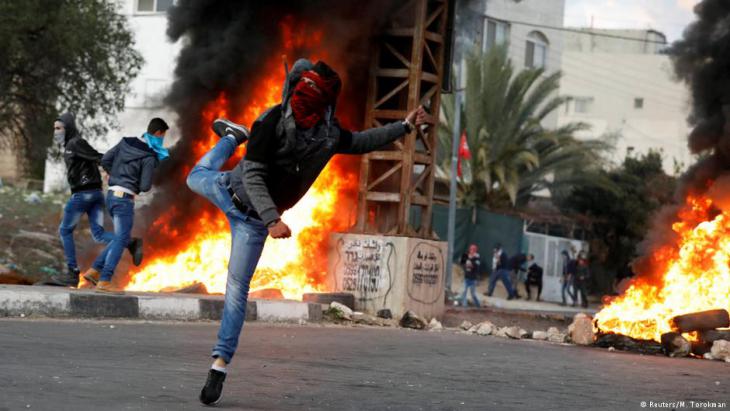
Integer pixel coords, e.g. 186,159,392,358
445,65,462,294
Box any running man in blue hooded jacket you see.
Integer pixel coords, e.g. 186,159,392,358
83,117,170,294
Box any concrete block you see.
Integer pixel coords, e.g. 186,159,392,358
198,298,256,321
0,287,70,316
328,233,446,320
255,299,319,322
138,296,200,320
69,294,139,318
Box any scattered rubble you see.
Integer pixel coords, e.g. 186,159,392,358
504,326,528,340
660,332,691,358
459,320,473,331
353,312,380,326
473,321,494,336
531,331,548,341
302,292,355,310
376,309,392,319
327,302,353,321
427,318,443,332
547,327,568,343
400,311,428,330
569,313,595,345
708,340,730,362
493,327,508,338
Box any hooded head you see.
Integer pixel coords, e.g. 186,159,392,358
289,60,342,129
55,112,79,144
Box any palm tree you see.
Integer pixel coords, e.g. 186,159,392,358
438,46,613,209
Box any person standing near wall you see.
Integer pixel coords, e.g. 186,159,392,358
508,252,527,299
459,244,481,307
524,254,543,301
573,251,590,308
560,249,576,306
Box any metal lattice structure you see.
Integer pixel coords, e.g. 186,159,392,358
354,0,449,238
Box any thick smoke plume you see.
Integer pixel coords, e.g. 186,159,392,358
633,0,730,281
121,0,396,285
672,0,730,198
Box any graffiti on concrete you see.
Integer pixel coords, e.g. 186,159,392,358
407,241,444,304
334,237,395,302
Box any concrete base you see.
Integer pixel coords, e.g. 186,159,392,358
327,233,446,320
0,285,322,322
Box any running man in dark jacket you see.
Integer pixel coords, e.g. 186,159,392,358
188,59,430,405
49,113,141,287
83,118,168,294
486,243,517,300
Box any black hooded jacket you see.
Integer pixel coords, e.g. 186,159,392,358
59,113,103,193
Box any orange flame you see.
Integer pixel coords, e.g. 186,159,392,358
123,18,356,299
595,195,730,341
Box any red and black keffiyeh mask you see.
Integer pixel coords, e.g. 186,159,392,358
290,63,341,129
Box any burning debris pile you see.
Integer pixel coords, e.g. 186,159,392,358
118,1,395,298
593,0,730,359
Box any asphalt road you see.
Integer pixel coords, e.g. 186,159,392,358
0,319,727,411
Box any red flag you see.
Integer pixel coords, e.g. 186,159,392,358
457,130,471,178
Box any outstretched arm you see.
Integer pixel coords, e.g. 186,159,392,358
336,106,431,154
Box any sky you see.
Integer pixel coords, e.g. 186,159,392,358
564,0,701,42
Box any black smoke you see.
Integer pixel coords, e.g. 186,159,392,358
632,0,730,282
124,0,396,284
671,0,730,198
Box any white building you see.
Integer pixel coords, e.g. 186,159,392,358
558,29,692,174
456,0,566,127
44,0,179,192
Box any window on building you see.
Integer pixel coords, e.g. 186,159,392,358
634,98,644,109
483,18,510,52
525,31,549,69
137,0,174,13
573,97,594,114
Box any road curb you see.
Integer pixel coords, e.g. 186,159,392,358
0,285,321,322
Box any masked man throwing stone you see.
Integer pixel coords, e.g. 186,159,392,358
187,59,430,406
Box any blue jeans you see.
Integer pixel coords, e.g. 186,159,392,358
562,275,577,304
59,189,114,270
186,136,268,364
459,278,480,307
91,193,135,281
487,269,516,298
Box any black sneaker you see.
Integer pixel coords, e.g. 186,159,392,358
48,267,80,287
212,119,250,145
199,369,226,406
127,237,143,266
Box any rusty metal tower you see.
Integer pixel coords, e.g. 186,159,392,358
355,0,450,238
